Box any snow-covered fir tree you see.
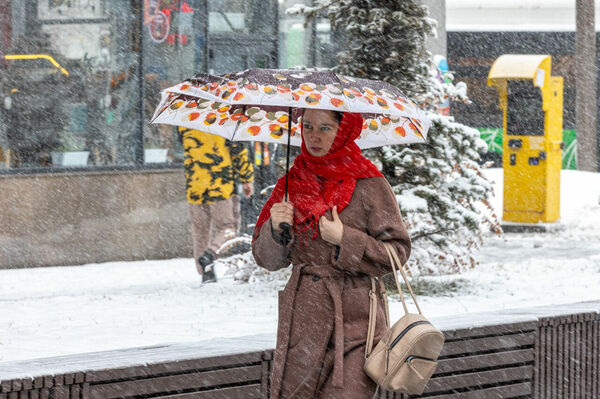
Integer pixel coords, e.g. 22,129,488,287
289,0,500,274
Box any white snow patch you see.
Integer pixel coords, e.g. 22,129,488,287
0,169,598,362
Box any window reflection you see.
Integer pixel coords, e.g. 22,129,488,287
0,0,334,171
0,1,140,168
208,0,274,34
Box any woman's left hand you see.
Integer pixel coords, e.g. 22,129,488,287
319,206,344,246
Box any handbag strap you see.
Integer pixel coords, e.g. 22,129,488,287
379,278,390,328
383,242,422,315
365,277,391,359
365,243,421,359
365,277,378,358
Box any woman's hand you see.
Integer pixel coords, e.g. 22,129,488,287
270,201,294,233
319,206,344,246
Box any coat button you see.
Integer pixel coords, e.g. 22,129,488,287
312,275,320,282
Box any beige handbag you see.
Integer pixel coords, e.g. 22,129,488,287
364,242,445,395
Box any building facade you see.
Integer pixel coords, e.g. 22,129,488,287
446,0,600,170
0,0,332,268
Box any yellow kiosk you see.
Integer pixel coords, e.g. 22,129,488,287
488,55,563,224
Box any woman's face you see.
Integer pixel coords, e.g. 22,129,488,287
302,109,340,157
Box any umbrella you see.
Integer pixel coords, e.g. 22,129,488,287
152,68,429,147
151,68,430,238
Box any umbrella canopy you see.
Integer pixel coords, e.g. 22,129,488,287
151,68,430,148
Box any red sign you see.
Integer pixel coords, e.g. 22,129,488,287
148,10,170,43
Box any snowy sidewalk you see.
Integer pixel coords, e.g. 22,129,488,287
1,169,599,362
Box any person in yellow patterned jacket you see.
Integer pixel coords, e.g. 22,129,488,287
180,127,254,283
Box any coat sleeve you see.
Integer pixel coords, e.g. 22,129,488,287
331,177,411,278
252,218,294,271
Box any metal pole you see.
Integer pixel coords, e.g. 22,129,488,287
136,0,145,166
576,0,598,171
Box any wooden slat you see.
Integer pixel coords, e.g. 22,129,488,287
260,360,269,399
85,351,263,382
89,365,262,399
42,377,52,389
534,325,543,398
30,390,39,399
551,321,558,399
575,321,582,399
81,383,89,399
54,375,64,386
435,349,532,374
20,379,32,391
442,321,537,340
424,365,532,393
33,378,43,390
9,382,20,393
62,375,72,386
51,386,69,399
584,320,590,398
1,381,12,393
155,384,262,399
569,322,575,399
440,332,534,357
40,388,50,399
564,322,570,398
593,320,599,399
425,381,532,399
17,391,26,399
70,384,81,399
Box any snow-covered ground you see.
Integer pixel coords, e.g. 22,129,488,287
1,168,599,362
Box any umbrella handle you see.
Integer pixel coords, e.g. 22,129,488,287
279,222,291,246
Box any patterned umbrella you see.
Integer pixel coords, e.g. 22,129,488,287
152,68,430,242
151,68,430,148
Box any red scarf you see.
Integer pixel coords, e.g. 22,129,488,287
253,112,383,243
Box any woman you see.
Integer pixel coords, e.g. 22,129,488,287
252,109,411,398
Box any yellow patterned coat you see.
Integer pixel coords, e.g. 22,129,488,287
180,127,254,204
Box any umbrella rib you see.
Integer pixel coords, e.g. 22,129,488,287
408,117,424,138
149,94,180,124
333,72,350,113
229,104,245,142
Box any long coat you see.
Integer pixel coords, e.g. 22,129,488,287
252,176,411,399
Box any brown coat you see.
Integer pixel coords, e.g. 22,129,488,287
252,176,411,399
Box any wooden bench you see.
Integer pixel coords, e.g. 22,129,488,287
1,301,598,398
0,335,275,399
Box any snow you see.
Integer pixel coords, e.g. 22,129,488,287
0,169,599,363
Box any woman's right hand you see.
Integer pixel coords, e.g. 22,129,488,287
270,201,294,233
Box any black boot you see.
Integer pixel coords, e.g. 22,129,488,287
198,250,217,283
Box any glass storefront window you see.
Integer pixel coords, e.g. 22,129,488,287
0,0,294,171
142,0,206,165
0,0,142,169
208,0,275,35
278,0,336,69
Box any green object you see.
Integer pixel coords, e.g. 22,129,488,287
478,127,577,169
285,25,305,68
478,127,503,154
561,129,577,170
